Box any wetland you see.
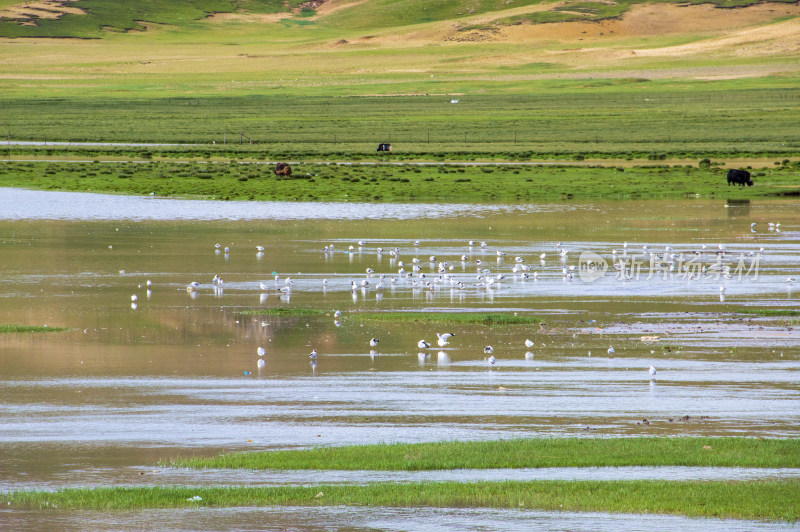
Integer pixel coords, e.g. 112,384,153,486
1,189,798,529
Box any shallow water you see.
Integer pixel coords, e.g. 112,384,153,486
2,506,793,532
1,190,798,530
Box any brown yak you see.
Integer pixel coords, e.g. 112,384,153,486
274,163,292,177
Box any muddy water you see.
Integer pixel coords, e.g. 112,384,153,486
1,190,798,530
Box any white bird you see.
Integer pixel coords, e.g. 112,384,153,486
146,280,152,287
130,294,138,302
607,346,615,355
436,333,455,347
259,283,268,291
257,347,266,357
539,253,546,260
358,240,366,246
214,243,221,249
366,268,374,274
370,338,380,347
256,246,265,252
484,345,494,355
418,339,431,349
224,247,230,253
496,250,506,257
787,277,796,284
334,310,342,318
525,339,534,348
649,365,657,379
310,349,317,360
414,240,420,246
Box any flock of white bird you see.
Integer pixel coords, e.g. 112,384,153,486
129,228,792,382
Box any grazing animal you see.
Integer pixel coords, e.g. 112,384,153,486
274,162,292,176
726,169,753,187
377,143,392,152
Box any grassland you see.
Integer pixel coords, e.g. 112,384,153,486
2,88,800,155
4,481,798,521
173,437,800,470
1,158,797,201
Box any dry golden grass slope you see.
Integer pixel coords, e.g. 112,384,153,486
0,0,798,87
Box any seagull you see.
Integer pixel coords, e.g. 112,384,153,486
370,338,380,347
787,278,796,284
436,333,455,347
418,339,431,349
334,310,342,318
484,345,494,355
257,347,266,357
130,294,138,302
358,240,366,246
649,365,657,379
146,280,152,287
525,339,534,348
259,283,268,291
607,346,615,355
256,246,265,252
214,243,221,249
309,349,317,361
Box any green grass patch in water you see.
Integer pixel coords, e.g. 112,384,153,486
360,312,542,325
172,437,800,471
737,309,800,317
4,480,798,521
238,308,325,317
0,324,70,333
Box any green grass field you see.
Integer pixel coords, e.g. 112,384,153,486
2,88,800,155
